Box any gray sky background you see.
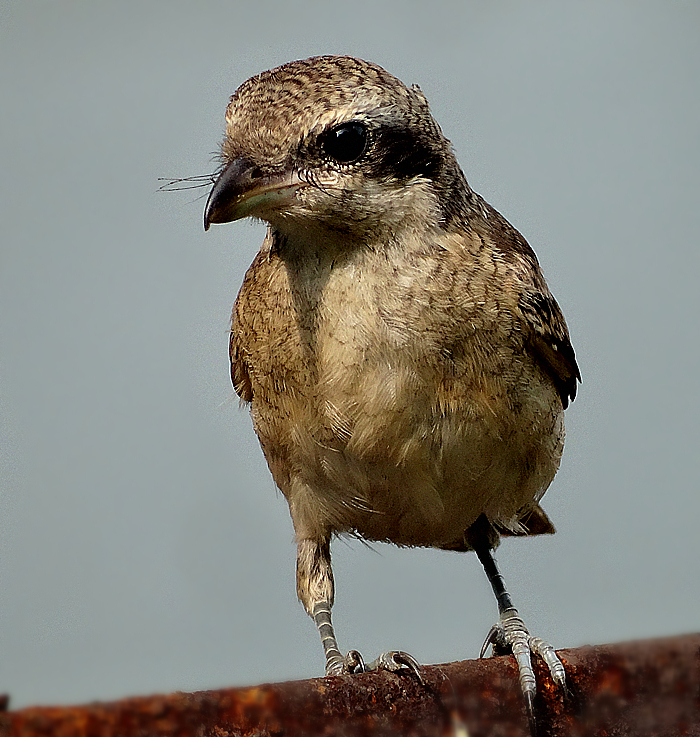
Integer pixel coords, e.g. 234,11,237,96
1,0,699,710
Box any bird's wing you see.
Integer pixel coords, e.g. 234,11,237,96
518,289,580,409
229,244,273,404
230,327,253,403
472,197,580,409
229,230,287,405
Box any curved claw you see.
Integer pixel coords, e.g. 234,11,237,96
344,649,366,674
366,650,424,684
324,650,365,676
481,607,566,713
479,623,504,658
524,691,537,737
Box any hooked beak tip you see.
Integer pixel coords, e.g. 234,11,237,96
203,158,303,231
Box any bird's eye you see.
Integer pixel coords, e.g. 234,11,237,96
321,122,368,163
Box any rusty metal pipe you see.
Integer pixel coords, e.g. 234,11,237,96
2,634,698,736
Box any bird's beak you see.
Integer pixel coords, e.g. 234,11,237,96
203,158,303,231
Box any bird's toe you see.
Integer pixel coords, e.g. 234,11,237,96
481,607,566,706
365,650,423,682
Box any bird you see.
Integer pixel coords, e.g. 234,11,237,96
203,55,580,721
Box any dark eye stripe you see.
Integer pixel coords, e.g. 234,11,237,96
369,124,443,181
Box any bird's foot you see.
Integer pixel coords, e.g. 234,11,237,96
480,607,566,726
324,649,365,675
365,650,423,682
326,649,422,682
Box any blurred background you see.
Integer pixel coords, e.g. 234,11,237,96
1,0,698,709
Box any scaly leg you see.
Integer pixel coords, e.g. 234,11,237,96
311,599,361,675
297,538,420,678
467,516,566,728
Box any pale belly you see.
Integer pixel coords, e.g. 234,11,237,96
275,358,565,548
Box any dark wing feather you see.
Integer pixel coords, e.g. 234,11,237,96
519,290,580,408
470,196,580,408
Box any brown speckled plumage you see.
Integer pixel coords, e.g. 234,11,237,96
204,55,579,703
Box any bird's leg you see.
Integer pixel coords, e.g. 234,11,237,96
467,516,566,726
297,538,421,679
311,600,365,675
297,538,352,675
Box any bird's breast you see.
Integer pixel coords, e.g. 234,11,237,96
237,244,564,545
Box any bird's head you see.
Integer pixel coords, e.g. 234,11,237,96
204,56,470,244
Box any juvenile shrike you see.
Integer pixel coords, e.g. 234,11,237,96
204,55,580,721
